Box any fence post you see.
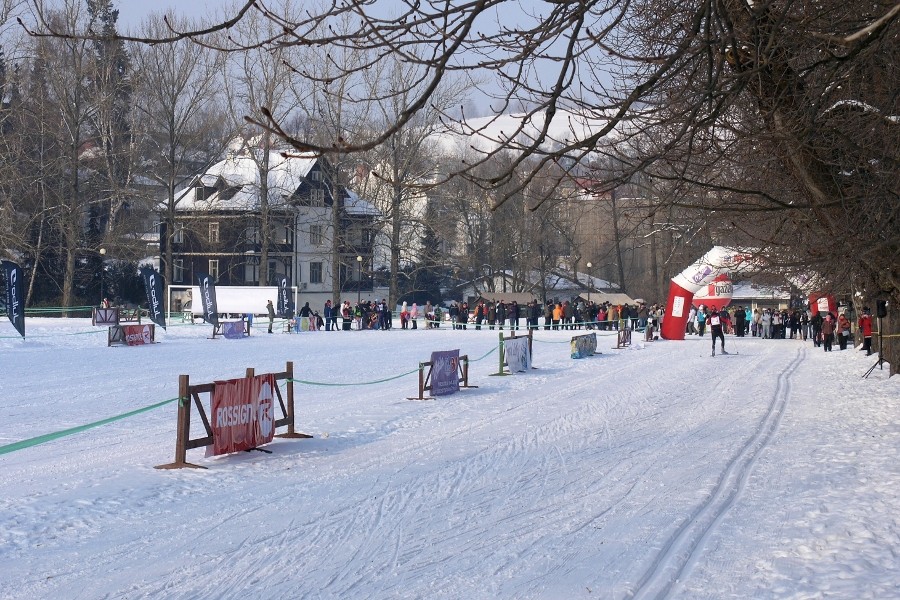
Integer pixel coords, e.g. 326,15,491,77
175,374,189,464
246,367,255,378
276,361,312,438
286,361,295,435
419,362,425,398
155,374,205,469
491,331,510,376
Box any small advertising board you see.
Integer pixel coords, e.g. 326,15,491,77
504,336,532,373
223,321,246,339
429,350,460,397
108,324,155,346
570,333,598,359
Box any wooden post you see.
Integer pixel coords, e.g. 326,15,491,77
490,331,510,376
285,361,295,435
155,374,206,469
246,367,255,378
459,355,478,388
277,361,312,438
419,363,425,398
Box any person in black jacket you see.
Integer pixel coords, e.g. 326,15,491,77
709,308,727,356
733,306,746,337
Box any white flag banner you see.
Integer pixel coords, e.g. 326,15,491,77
504,337,531,374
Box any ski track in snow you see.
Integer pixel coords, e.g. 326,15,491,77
630,347,805,599
1,320,899,599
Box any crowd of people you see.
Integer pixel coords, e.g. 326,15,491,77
286,298,663,332
279,296,875,359
686,304,875,355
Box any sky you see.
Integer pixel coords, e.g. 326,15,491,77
114,0,230,30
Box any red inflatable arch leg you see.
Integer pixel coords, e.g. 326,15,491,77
661,280,694,340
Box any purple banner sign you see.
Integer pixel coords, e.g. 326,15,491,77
223,321,245,339
430,349,460,397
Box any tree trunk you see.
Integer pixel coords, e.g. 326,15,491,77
610,189,627,294
389,180,402,307
259,134,271,286
331,174,342,306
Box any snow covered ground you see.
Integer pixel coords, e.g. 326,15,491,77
1,319,899,599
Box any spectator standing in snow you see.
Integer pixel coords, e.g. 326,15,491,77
324,300,333,331
410,303,418,329
858,308,873,355
822,313,836,351
267,300,275,333
734,306,746,337
837,312,852,350
697,306,708,336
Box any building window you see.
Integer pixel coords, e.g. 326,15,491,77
362,228,373,245
245,226,260,244
310,262,323,284
268,261,277,284
309,224,323,246
209,222,220,242
310,189,325,207
311,170,323,182
275,222,290,245
173,223,184,244
173,259,184,283
209,259,219,281
245,263,259,283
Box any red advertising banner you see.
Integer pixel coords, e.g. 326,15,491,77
208,373,276,456
123,324,154,346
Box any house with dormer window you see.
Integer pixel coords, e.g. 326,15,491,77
161,142,383,308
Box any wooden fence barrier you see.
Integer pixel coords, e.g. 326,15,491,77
408,355,477,400
491,329,535,376
155,361,310,470
613,327,632,349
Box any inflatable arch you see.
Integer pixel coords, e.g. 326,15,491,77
660,246,835,340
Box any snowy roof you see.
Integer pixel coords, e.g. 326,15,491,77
731,283,791,300
432,109,622,156
343,189,379,217
458,269,619,295
168,151,319,212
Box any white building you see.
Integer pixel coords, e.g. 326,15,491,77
162,144,385,309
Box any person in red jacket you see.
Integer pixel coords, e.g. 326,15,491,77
858,308,873,355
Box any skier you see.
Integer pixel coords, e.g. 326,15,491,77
709,308,727,356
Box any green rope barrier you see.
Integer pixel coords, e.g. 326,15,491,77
467,345,498,362
0,329,107,339
532,331,622,344
288,368,421,387
0,397,185,457
284,345,499,386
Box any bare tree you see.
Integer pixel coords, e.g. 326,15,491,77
131,12,224,298
218,3,297,287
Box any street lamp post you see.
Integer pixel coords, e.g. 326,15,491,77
586,262,593,300
356,255,363,305
99,248,107,307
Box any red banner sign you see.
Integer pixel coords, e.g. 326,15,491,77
208,374,276,456
123,324,153,345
